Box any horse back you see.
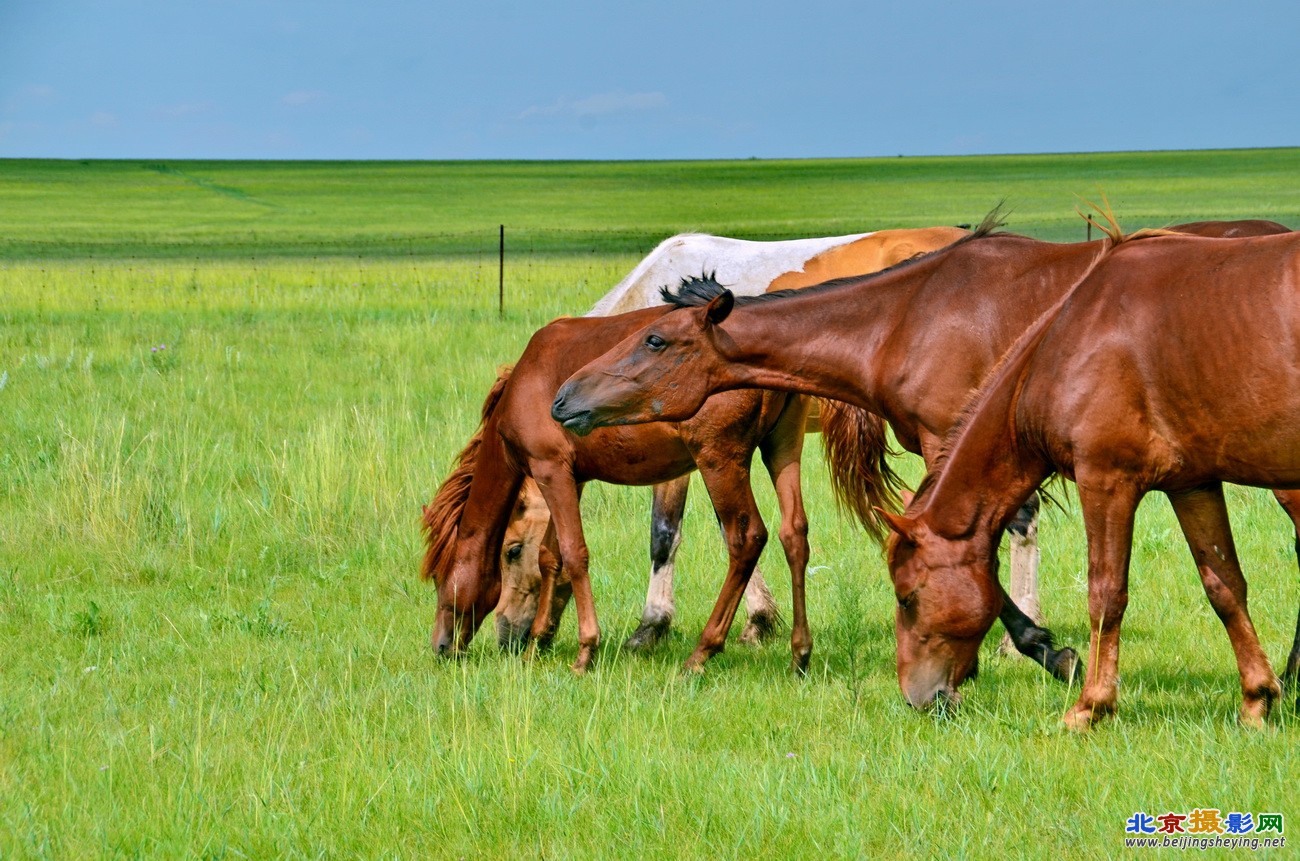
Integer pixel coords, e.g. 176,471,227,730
1022,232,1300,487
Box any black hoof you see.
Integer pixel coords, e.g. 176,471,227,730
624,619,670,652
791,652,811,676
739,612,783,646
1050,647,1083,685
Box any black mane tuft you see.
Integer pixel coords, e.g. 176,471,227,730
659,271,728,307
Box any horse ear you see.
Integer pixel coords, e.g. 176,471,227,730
702,290,734,327
873,507,916,540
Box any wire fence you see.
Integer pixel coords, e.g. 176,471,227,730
3,211,1288,320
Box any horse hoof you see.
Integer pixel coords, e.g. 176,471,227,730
791,653,811,676
1061,705,1094,733
739,613,781,646
682,653,709,674
1238,689,1277,729
571,646,596,675
1052,647,1083,686
1238,711,1268,730
624,620,669,652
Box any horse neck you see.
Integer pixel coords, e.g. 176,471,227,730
715,237,1107,413
713,269,920,410
921,429,1050,544
915,323,1058,542
451,414,525,582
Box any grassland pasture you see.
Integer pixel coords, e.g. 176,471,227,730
1,152,1298,858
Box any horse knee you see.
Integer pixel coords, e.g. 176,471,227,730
779,514,809,549
1087,585,1128,625
650,514,681,570
559,544,590,577
728,518,767,562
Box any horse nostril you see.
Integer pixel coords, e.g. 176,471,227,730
551,394,569,420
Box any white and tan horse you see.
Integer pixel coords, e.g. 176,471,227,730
588,229,967,314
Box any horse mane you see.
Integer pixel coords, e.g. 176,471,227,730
1076,195,1184,244
910,257,1092,514
657,271,729,306
660,204,1014,309
819,398,906,544
912,199,1185,512
420,364,514,581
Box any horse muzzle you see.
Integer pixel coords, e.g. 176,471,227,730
551,386,597,436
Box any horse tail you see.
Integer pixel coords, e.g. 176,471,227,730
420,364,514,581
819,397,905,545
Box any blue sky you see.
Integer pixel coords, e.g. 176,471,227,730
1,0,1295,160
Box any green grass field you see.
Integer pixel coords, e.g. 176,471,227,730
1,152,1297,858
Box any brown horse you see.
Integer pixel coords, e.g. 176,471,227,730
877,230,1300,728
421,378,566,650
550,215,1299,684
422,298,817,673
588,225,971,652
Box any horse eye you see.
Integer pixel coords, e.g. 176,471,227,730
897,591,915,611
645,334,666,351
504,543,524,563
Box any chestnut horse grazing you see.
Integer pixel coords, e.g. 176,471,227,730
421,381,568,652
422,298,819,674
552,215,1297,686
879,230,1300,728
591,226,969,650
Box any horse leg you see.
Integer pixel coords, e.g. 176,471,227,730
625,476,690,651
999,493,1043,655
1287,604,1300,708
528,524,571,652
1063,477,1139,731
529,465,599,673
683,457,768,672
996,583,1081,684
992,495,1079,683
1268,490,1300,699
739,570,783,645
760,398,811,674
1169,485,1280,727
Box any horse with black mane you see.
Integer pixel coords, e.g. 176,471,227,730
422,271,1076,677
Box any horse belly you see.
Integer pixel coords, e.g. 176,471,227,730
572,425,696,486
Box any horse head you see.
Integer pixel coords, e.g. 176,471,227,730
493,479,560,652
880,508,1003,710
552,282,736,435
